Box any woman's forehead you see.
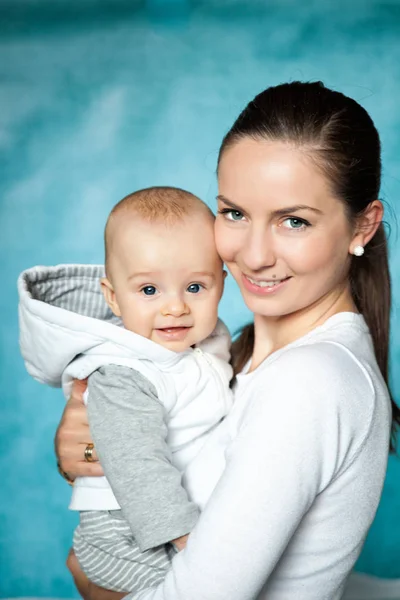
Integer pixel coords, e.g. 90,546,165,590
217,138,337,214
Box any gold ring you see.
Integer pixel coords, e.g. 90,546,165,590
84,443,95,463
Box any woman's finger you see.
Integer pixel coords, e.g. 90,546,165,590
56,405,89,452
59,442,102,478
60,458,104,479
58,442,99,463
57,443,94,466
55,378,104,479
71,378,88,402
57,425,92,449
55,381,91,458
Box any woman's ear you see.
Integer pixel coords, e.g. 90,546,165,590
100,277,122,317
349,200,384,254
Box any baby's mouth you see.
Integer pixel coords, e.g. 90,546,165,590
155,326,192,340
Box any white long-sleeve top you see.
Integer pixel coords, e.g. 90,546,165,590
134,312,391,600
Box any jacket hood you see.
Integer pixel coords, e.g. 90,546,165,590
18,264,184,387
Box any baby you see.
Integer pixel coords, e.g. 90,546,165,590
18,187,233,593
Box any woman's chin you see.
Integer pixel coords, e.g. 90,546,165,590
242,295,289,319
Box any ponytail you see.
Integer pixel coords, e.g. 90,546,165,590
231,323,254,379
350,223,400,452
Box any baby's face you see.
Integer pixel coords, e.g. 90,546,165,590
103,214,225,351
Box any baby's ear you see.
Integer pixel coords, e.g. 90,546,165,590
219,269,228,299
100,277,122,317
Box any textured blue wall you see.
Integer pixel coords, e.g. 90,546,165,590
1,0,400,596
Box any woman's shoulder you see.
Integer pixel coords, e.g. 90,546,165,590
234,341,379,471
257,313,378,397
277,339,372,385
236,314,390,440
249,338,378,423
233,324,391,489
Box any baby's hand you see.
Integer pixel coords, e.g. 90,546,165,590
172,534,189,552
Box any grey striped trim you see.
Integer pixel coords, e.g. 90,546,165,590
74,510,172,593
23,265,121,324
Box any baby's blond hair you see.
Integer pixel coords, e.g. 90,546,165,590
104,186,214,276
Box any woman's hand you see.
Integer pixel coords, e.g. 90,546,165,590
55,379,104,480
67,549,126,600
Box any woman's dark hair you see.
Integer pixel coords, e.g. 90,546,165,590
219,81,399,452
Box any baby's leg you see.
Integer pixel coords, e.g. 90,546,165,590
74,511,173,593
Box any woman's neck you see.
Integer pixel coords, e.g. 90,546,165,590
249,284,357,372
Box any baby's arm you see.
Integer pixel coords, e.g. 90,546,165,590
87,365,199,552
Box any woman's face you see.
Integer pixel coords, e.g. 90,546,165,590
215,138,355,320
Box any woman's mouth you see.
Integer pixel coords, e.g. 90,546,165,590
242,273,291,295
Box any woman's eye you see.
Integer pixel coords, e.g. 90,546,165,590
219,209,244,221
141,286,157,296
229,210,244,221
187,283,203,294
282,217,309,230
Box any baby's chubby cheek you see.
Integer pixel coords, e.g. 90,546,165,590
193,310,220,343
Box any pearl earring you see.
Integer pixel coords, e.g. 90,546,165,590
353,245,364,257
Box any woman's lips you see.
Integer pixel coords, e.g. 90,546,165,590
155,327,192,341
241,273,291,295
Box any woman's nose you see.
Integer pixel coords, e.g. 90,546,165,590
240,227,276,272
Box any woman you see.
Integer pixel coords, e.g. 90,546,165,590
56,81,399,599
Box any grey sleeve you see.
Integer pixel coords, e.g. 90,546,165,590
87,365,200,552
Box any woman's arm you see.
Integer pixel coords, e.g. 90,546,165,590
55,379,104,480
63,357,324,600
133,346,365,600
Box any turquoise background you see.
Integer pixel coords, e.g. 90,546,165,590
1,0,400,596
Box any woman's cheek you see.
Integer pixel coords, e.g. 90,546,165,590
276,232,323,272
214,221,240,264
289,237,340,278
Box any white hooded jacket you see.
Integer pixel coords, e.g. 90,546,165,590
18,264,233,510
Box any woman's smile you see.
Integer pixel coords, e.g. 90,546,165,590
242,273,291,295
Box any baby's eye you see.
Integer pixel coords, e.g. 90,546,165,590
141,286,157,296
187,283,203,294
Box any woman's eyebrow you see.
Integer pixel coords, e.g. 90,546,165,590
216,195,245,211
271,205,323,217
217,196,323,217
